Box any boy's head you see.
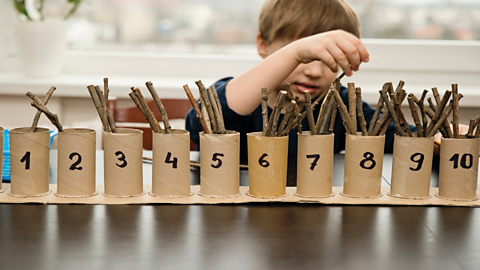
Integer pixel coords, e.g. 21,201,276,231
258,0,360,45
257,0,361,102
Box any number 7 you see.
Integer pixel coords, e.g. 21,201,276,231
306,154,320,171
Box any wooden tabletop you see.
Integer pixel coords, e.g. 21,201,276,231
1,151,479,270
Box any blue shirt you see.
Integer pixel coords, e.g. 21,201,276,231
186,77,412,164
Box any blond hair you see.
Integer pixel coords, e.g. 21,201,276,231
259,0,360,44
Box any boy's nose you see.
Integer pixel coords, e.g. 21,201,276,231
302,61,322,78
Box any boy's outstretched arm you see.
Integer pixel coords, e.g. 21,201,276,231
226,30,370,115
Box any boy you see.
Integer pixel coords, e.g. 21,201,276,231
186,0,404,164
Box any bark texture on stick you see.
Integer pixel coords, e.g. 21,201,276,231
380,87,405,136
131,88,162,133
207,86,226,134
332,89,355,135
355,87,368,136
26,92,65,133
277,100,296,136
425,90,452,136
368,95,384,135
196,80,217,134
304,91,317,135
328,100,337,134
347,83,357,132
183,84,210,134
268,91,287,137
30,86,56,132
452,84,459,139
146,81,171,134
407,95,423,137
87,85,110,132
261,88,269,135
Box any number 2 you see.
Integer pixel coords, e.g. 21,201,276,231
69,152,83,170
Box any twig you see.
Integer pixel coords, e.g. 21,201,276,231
261,88,269,135
407,95,423,137
328,100,337,134
199,100,212,134
355,87,368,136
131,88,163,133
318,93,336,135
196,80,217,134
368,95,384,135
286,83,295,100
94,85,111,132
388,82,412,136
467,119,475,138
277,100,296,136
30,86,56,132
332,88,355,135
26,92,65,133
280,101,298,136
146,81,172,134
348,83,357,133
268,91,287,137
87,85,110,132
379,86,404,136
207,86,226,134
425,90,452,137
210,85,225,128
418,90,429,133
183,84,210,134
103,78,117,132
427,100,455,137
304,91,317,135
452,84,459,139
315,87,334,132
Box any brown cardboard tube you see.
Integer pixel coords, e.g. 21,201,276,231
390,134,434,199
0,127,3,193
296,132,334,198
342,133,385,198
55,128,97,198
199,131,240,197
8,127,51,197
438,137,480,201
103,128,145,197
151,129,193,198
247,132,288,198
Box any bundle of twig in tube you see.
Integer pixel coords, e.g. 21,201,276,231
277,100,297,136
332,88,355,135
429,87,452,138
145,81,172,134
265,91,287,137
424,90,452,136
183,84,210,134
407,95,424,137
387,82,412,136
26,92,65,133
379,85,405,136
87,84,116,133
30,86,56,132
327,100,337,134
195,80,226,135
318,91,336,135
315,88,334,134
129,87,163,133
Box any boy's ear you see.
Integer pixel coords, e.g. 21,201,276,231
256,33,268,59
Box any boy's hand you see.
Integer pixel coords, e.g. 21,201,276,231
292,30,369,76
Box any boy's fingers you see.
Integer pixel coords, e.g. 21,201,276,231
342,32,370,63
336,37,361,72
315,49,338,73
326,45,352,76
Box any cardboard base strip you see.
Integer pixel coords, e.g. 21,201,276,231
54,192,99,199
148,192,194,199
1,184,480,207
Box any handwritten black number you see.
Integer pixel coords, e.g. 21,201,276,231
306,154,320,171
359,151,376,170
115,151,127,168
211,153,224,169
258,153,270,168
450,153,473,169
461,154,473,169
69,152,83,170
409,153,424,171
165,152,178,169
20,151,31,170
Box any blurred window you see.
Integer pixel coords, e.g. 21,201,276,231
36,0,480,54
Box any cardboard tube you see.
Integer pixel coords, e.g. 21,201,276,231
151,129,192,198
342,133,385,198
8,127,51,197
247,132,288,198
438,137,480,201
296,132,334,198
390,135,434,199
0,127,3,193
103,128,144,197
199,131,240,197
56,128,97,198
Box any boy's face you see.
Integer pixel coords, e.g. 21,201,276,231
258,37,338,103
